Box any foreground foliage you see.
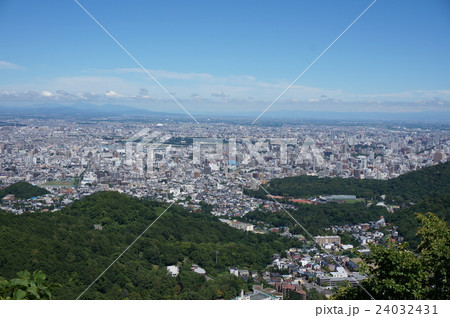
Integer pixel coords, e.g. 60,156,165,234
0,270,59,300
333,213,449,300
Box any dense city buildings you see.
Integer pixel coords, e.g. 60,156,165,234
0,118,448,216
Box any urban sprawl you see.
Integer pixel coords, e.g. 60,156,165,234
1,118,448,299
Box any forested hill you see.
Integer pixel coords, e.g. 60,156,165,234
384,162,449,203
0,191,297,300
0,181,49,199
244,162,449,249
246,162,449,204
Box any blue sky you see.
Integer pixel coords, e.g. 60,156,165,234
0,0,449,115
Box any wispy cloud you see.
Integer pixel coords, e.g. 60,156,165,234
352,89,450,101
116,68,214,81
211,92,228,98
0,60,22,70
86,67,256,83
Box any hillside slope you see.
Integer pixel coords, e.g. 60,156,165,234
0,181,49,199
0,191,296,299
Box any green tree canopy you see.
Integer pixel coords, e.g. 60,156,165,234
0,191,298,299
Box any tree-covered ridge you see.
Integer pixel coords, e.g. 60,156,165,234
0,181,49,199
247,162,449,204
0,191,298,299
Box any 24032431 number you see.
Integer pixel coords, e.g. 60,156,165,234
376,305,438,315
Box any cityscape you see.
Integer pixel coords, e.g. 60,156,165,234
1,119,447,217
0,116,448,301
0,0,449,316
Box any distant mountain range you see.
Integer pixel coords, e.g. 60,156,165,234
1,103,449,123
0,103,175,118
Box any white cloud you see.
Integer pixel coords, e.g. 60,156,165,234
105,90,121,97
0,60,22,70
40,91,54,97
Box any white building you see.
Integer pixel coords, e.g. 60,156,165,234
167,265,179,277
331,266,348,278
229,267,239,277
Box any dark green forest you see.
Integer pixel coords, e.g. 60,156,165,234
0,181,49,200
246,162,449,204
244,203,386,235
0,191,299,299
